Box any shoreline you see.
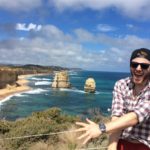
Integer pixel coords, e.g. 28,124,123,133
0,73,50,102
0,75,32,101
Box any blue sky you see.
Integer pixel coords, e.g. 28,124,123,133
1,0,150,72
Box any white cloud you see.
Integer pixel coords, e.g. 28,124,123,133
16,23,42,31
74,28,95,42
126,24,139,32
1,24,150,72
126,24,134,28
97,24,116,32
0,0,42,11
0,0,150,20
49,0,150,20
0,0,150,21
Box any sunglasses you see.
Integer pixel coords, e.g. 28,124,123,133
130,62,150,70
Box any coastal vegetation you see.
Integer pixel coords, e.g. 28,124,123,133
0,107,109,150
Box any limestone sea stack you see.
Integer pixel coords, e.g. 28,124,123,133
84,78,96,93
51,71,71,88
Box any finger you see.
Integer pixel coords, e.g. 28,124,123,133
75,127,86,132
76,122,87,127
82,135,91,145
86,118,94,124
78,131,89,140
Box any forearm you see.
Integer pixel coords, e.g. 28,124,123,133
106,112,138,134
75,112,139,145
108,117,122,150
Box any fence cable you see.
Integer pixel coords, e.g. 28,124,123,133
0,130,108,149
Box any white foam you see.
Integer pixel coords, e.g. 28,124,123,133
59,88,86,94
30,77,51,81
71,76,82,78
29,77,41,81
41,78,51,81
58,89,110,95
99,91,112,95
24,88,48,94
0,92,27,106
14,93,27,97
0,95,14,105
35,81,52,86
68,71,78,76
95,91,101,94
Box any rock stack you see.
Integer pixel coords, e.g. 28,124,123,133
84,78,96,93
51,71,71,88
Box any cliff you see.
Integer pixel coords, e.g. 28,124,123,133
0,69,18,89
52,71,71,88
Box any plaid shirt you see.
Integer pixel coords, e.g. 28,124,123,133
111,77,150,148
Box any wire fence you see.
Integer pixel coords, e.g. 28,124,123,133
0,129,108,150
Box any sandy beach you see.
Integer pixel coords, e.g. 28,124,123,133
0,74,32,101
0,73,52,101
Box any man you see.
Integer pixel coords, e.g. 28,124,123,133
76,48,150,150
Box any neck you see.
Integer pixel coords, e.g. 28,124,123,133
133,79,149,96
134,78,149,88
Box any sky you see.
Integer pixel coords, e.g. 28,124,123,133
1,0,150,72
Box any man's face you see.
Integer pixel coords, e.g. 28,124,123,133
130,57,150,85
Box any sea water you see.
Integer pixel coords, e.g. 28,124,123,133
0,71,129,120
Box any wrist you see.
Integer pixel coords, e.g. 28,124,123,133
99,123,106,133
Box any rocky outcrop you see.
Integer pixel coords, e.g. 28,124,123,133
84,78,96,93
0,64,71,90
0,69,18,89
51,71,71,88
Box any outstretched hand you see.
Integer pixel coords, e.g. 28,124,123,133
75,118,101,145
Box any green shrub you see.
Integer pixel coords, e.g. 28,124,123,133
0,107,79,150
0,107,109,150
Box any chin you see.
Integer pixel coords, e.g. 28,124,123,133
133,78,143,85
134,81,143,85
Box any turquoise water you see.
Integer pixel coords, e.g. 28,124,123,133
0,71,129,120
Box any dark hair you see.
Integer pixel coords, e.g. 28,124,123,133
130,48,150,62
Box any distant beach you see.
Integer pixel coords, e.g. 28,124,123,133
0,74,32,101
0,73,53,103
0,73,52,102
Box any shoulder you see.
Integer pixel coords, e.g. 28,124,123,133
113,77,131,92
115,77,130,87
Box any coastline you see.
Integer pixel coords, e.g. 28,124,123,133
0,74,32,101
0,73,52,102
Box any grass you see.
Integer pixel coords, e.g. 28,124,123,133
0,107,109,150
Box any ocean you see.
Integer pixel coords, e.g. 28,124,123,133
0,71,130,120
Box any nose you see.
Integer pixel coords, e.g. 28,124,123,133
136,64,142,70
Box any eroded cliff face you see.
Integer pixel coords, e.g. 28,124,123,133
84,78,96,93
0,69,18,89
51,71,71,88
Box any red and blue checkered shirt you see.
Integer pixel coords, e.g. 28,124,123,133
111,77,150,148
